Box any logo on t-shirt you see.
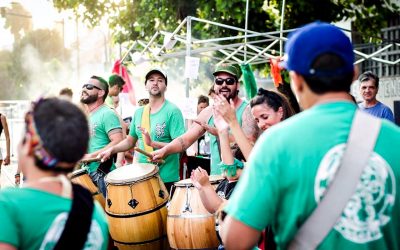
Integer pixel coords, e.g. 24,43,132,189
155,122,166,138
315,144,395,243
39,212,104,250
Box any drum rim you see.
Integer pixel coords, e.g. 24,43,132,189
105,163,158,184
174,175,224,187
70,168,88,178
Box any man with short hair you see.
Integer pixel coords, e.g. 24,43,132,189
358,71,394,122
221,22,400,249
99,69,185,192
0,97,109,249
151,64,259,175
81,75,123,197
105,74,125,108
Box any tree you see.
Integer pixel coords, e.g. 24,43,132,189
53,0,398,45
0,2,32,43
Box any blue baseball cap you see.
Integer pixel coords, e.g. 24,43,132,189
280,22,354,76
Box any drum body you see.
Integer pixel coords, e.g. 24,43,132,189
70,169,105,208
105,163,169,250
167,177,223,249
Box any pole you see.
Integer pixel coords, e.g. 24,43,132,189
280,0,286,56
186,16,192,99
244,0,249,62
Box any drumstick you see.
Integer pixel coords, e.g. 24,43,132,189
80,157,101,164
134,147,165,164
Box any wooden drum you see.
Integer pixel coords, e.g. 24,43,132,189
70,169,105,208
167,176,224,249
105,163,169,250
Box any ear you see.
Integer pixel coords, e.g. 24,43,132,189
20,133,33,157
289,71,304,94
277,106,284,120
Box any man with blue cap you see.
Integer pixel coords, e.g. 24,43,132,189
221,22,400,249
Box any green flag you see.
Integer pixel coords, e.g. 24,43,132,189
240,64,257,99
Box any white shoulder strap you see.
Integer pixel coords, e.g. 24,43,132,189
289,111,382,250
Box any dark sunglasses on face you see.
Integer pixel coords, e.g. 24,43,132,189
82,84,102,90
214,77,236,86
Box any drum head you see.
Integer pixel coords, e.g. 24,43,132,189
174,178,194,187
105,163,157,184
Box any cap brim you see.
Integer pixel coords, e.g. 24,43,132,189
213,70,237,78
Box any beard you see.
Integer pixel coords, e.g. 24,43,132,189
80,92,98,104
148,87,162,97
219,87,238,101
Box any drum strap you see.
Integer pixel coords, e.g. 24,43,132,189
54,183,94,250
288,111,381,250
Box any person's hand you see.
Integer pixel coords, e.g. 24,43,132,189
15,173,20,186
138,126,152,147
190,167,211,190
150,148,166,162
98,147,113,162
213,105,229,132
193,120,218,136
3,155,10,165
213,95,237,125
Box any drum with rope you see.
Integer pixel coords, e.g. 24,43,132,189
69,168,105,208
105,163,169,250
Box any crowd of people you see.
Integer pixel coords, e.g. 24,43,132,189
0,21,399,250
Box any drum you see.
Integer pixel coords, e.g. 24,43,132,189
70,169,105,208
105,163,169,250
167,176,224,249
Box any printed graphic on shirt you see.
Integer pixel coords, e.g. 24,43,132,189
39,212,104,250
155,122,166,138
315,144,395,243
90,123,97,137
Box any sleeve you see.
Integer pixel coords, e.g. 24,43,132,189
129,109,140,139
0,195,19,247
224,132,280,231
383,107,394,122
169,107,185,139
104,110,122,134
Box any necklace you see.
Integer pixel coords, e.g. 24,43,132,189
24,175,72,198
89,103,104,113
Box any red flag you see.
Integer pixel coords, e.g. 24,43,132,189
112,59,136,105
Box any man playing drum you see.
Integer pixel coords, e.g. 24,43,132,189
0,97,109,249
81,75,123,197
100,69,185,192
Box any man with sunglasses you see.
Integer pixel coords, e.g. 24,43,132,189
80,75,123,197
150,64,259,175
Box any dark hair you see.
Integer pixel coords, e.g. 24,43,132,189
198,95,209,105
358,71,379,88
32,98,89,172
59,87,73,97
109,74,125,87
91,75,109,101
230,143,245,162
208,86,216,96
250,88,295,120
302,53,354,94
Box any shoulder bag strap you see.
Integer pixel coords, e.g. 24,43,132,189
141,104,153,152
54,183,95,250
289,111,382,250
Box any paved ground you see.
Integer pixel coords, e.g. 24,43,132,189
0,160,19,189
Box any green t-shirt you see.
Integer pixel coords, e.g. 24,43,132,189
87,105,122,173
208,100,248,175
129,100,185,183
226,101,400,249
0,187,109,250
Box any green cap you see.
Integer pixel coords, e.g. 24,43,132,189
213,64,241,79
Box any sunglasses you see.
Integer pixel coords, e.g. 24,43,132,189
82,84,102,90
214,77,236,86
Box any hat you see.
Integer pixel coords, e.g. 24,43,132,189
280,22,354,77
213,64,241,79
145,69,168,85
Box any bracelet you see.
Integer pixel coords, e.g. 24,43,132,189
15,173,20,177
